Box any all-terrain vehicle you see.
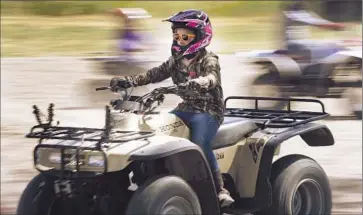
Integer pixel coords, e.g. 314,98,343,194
17,82,335,215
235,1,362,119
238,40,362,119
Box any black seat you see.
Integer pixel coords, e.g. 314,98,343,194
211,117,258,149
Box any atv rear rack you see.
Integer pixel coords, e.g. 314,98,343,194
224,96,329,128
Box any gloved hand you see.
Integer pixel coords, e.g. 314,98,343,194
109,77,132,92
185,78,209,92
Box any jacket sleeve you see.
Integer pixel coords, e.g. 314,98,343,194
125,57,172,87
193,54,221,90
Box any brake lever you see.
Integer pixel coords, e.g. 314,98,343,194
142,94,165,115
95,87,110,91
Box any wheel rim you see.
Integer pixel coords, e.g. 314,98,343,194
344,87,362,114
252,83,288,110
334,65,362,116
253,84,281,98
293,191,302,213
291,179,325,215
160,196,194,215
251,80,283,109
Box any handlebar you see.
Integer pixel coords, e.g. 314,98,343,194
94,83,214,114
138,84,213,101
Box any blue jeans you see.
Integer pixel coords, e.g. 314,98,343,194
170,111,220,172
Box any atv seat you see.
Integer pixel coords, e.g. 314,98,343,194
211,117,258,149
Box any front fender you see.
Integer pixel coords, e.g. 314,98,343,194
252,54,302,78
129,136,203,160
128,136,220,215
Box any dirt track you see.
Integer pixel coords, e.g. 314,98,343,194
1,55,362,214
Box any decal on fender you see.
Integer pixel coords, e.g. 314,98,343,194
246,135,272,163
158,121,184,132
216,152,224,160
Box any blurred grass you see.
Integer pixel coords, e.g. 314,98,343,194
1,1,361,57
0,1,281,17
1,1,282,56
1,15,282,57
2,15,361,57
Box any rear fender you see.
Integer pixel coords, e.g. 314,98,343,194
321,50,362,65
235,49,275,59
128,136,220,215
252,55,302,78
245,123,334,208
336,48,362,59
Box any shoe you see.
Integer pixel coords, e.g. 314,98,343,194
212,169,235,208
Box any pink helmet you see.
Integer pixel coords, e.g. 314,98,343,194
163,9,213,59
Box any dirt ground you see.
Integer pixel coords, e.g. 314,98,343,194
1,55,362,214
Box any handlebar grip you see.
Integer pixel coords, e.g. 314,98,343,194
95,87,110,91
200,88,207,94
177,83,187,88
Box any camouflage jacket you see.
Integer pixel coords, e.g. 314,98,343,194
124,49,225,125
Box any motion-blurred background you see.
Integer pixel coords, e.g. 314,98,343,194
1,1,361,56
1,1,362,214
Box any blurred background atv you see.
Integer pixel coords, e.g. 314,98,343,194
244,43,362,119
236,0,362,119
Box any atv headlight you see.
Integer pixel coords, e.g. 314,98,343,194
49,152,62,164
88,155,105,167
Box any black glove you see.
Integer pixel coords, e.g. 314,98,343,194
185,79,209,93
110,77,132,92
185,80,201,91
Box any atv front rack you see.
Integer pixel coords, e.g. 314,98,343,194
27,104,154,149
26,104,155,177
224,96,329,128
27,125,155,146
